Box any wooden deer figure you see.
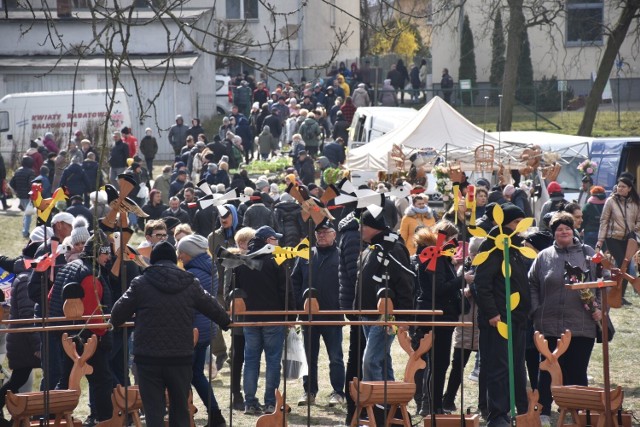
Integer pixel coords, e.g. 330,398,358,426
255,389,290,427
6,333,97,427
515,389,543,427
535,330,572,387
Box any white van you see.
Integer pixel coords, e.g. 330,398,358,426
215,75,233,115
0,89,131,167
348,106,418,150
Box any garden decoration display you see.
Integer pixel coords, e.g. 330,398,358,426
514,390,543,427
285,177,336,225
100,175,147,231
96,385,143,427
475,144,495,173
255,389,290,427
334,179,385,208
518,146,542,177
30,183,68,224
597,238,640,308
26,237,60,283
466,184,477,226
577,159,598,180
350,329,433,427
535,331,623,427
418,231,456,272
196,179,247,209
6,333,97,427
110,231,148,274
273,238,310,265
541,152,562,183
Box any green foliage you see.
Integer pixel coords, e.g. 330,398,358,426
516,28,534,105
536,75,575,112
458,15,477,106
237,157,292,175
370,19,419,59
489,9,506,106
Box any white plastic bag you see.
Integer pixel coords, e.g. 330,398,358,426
283,328,307,380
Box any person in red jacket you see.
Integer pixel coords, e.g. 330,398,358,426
121,127,138,157
339,96,357,124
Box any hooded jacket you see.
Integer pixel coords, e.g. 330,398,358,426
529,239,600,339
243,202,276,229
60,162,91,197
274,200,306,247
110,260,230,364
338,212,361,312
184,252,218,344
474,226,531,328
598,194,640,241
399,205,436,255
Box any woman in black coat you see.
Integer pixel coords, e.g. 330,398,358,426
0,255,41,423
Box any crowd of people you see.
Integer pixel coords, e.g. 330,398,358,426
0,70,635,427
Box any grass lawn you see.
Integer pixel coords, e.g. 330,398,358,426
0,209,639,426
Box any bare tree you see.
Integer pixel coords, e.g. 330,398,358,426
578,0,640,136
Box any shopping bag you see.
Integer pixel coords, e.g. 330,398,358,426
282,328,307,380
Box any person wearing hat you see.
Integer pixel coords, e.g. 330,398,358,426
475,203,530,426
581,186,606,248
111,240,230,427
577,175,593,207
139,128,158,178
243,191,277,230
530,211,604,427
168,114,189,157
537,181,567,231
291,222,345,407
108,131,129,189
597,174,640,304
354,208,414,384
234,226,294,415
47,230,114,425
295,150,316,186
176,234,227,426
169,169,187,198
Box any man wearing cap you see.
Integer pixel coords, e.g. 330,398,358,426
474,203,530,426
169,115,189,157
48,231,115,425
235,226,294,415
176,235,227,427
538,181,567,231
291,222,345,407
354,208,414,382
111,241,230,427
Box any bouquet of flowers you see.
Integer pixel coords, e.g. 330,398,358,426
579,288,602,331
577,159,597,178
433,164,453,201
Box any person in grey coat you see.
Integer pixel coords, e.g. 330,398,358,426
168,115,190,157
528,211,604,426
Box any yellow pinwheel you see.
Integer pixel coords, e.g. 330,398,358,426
468,204,537,338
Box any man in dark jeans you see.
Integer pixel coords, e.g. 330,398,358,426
441,68,454,104
110,241,230,427
292,222,345,407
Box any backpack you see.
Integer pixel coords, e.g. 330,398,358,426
301,122,315,142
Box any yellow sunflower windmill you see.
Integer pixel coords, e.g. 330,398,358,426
468,204,537,338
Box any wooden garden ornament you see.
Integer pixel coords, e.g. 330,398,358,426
350,330,432,427
6,333,97,427
515,390,543,427
285,175,337,225
100,174,148,231
535,331,623,427
255,389,290,427
30,184,69,224
334,178,385,209
272,238,310,266
597,238,640,308
475,144,495,173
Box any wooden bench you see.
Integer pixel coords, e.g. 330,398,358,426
7,334,97,427
350,328,432,427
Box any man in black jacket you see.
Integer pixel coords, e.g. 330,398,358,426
291,223,345,407
9,156,36,237
110,241,230,427
354,208,414,382
108,131,129,190
474,204,530,427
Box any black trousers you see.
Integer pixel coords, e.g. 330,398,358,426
230,334,245,397
344,324,366,421
480,325,528,426
0,367,32,414
606,237,630,296
137,363,193,427
443,348,473,404
537,335,594,416
415,326,454,412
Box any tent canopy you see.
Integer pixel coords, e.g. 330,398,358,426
348,96,503,172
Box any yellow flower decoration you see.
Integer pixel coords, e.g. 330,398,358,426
469,204,537,338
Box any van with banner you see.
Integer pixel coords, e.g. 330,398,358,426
0,89,131,167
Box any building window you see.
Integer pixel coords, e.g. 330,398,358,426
566,0,603,45
226,0,258,20
73,0,90,8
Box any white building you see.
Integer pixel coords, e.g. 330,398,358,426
430,1,640,102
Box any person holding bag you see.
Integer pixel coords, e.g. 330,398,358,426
530,212,604,427
596,173,640,305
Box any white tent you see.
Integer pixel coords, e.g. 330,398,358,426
348,96,503,172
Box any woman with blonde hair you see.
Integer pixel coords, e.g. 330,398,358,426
173,223,193,242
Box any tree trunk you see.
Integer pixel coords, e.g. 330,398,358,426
577,1,640,136
500,0,525,131
360,0,371,56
